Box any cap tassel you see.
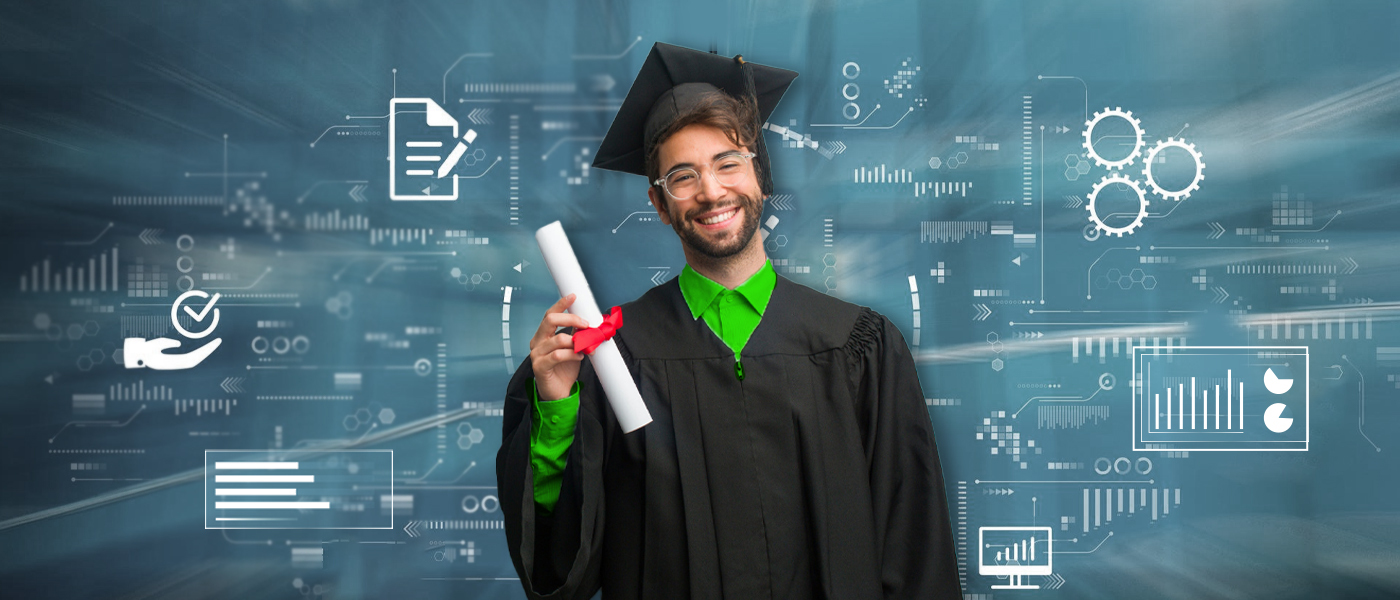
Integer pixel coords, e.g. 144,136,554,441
735,55,774,196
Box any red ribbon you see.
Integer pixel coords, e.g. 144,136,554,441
573,306,623,355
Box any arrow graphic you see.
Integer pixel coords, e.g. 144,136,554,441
467,108,493,125
973,303,992,321
769,195,795,211
139,229,164,245
816,140,847,160
1207,222,1225,240
219,377,245,393
348,184,367,203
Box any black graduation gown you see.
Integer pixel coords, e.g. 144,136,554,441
497,274,962,599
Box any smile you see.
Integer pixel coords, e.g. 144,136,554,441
697,208,738,227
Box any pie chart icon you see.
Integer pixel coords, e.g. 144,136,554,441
1264,368,1293,395
1264,403,1293,433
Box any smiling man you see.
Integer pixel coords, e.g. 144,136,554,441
498,42,961,599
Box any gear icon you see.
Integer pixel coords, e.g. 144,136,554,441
1142,137,1205,201
1087,174,1148,237
1082,107,1145,170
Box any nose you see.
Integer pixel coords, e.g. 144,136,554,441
694,167,729,203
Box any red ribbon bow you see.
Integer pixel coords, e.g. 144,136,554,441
573,306,623,355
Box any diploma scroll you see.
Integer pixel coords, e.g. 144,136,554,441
535,221,653,433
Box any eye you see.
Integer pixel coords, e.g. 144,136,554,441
668,172,695,184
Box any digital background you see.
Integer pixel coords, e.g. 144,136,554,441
2,1,1398,598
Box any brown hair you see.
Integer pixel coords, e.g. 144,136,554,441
644,90,761,201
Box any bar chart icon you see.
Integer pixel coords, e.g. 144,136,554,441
1133,346,1308,451
979,526,1052,589
204,450,393,529
18,247,118,293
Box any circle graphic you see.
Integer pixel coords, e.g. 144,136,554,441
171,290,219,339
1082,107,1145,170
1141,137,1205,201
1099,373,1116,391
1264,403,1294,433
1086,174,1148,237
1094,457,1112,475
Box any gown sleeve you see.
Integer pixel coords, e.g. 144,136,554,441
498,352,611,600
847,308,964,599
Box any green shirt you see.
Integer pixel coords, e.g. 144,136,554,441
528,260,776,513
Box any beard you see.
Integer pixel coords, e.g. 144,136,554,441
669,192,764,260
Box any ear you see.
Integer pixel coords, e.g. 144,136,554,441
648,187,672,226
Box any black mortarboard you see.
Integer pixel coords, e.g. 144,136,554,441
592,42,798,196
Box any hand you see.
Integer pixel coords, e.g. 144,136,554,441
529,294,592,401
122,336,223,370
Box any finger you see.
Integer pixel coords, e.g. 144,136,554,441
549,347,584,365
546,293,576,314
542,312,591,331
533,315,586,348
532,335,582,373
531,332,574,360
534,294,577,340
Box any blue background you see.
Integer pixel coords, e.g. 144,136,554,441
2,0,1398,598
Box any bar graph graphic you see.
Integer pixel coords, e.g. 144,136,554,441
979,526,1052,589
1079,487,1180,533
1133,346,1308,451
854,164,911,183
17,247,119,293
110,381,173,401
303,210,369,231
204,450,393,529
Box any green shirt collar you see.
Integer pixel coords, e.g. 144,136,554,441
678,259,776,320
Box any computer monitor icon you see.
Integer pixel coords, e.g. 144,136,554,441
979,526,1052,590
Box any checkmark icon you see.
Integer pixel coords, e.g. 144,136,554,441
184,292,222,321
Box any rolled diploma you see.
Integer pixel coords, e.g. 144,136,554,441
535,221,652,433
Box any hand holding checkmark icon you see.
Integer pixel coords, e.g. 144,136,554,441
123,289,224,370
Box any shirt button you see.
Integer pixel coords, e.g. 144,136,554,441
550,416,560,425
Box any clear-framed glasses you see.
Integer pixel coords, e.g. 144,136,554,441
653,152,756,200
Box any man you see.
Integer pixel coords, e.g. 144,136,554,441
498,42,961,599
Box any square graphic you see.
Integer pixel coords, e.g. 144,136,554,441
1132,346,1309,451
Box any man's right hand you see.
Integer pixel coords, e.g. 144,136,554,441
529,294,592,401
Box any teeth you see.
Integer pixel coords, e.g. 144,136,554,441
699,209,736,225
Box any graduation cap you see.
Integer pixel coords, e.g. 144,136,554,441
592,42,798,196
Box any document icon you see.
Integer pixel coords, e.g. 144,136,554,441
389,97,478,201
205,450,394,529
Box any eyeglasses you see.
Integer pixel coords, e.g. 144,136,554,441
653,152,756,201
